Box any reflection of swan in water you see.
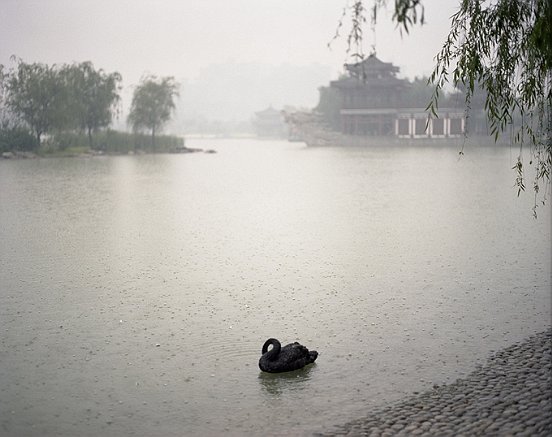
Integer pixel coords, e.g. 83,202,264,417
258,363,314,397
259,338,318,373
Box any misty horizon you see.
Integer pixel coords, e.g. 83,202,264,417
1,0,461,129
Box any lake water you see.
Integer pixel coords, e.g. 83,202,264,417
1,138,550,436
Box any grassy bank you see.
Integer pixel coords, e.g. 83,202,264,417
47,130,184,154
1,128,184,156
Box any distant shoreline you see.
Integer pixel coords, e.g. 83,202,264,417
1,145,217,160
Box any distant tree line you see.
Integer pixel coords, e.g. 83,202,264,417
0,57,180,154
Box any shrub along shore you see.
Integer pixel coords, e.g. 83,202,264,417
0,129,185,158
322,329,552,436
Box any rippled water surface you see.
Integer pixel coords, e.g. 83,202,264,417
1,139,550,436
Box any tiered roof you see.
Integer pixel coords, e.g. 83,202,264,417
331,54,404,89
345,54,400,79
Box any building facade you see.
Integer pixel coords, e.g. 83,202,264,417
328,54,469,139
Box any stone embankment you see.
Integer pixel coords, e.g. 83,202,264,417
323,330,551,436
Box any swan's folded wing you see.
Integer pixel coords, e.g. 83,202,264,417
281,343,310,362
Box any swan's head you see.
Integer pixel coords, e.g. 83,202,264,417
261,338,280,355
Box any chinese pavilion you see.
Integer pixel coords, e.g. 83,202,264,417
328,54,465,139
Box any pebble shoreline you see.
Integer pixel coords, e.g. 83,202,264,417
321,329,551,436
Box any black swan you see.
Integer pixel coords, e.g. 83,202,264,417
258,338,318,373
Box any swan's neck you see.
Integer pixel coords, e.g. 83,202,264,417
262,338,281,360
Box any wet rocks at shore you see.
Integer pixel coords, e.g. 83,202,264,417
322,329,551,436
171,145,217,154
2,150,37,159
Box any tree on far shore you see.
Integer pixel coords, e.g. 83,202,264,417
3,59,68,147
1,58,122,150
63,62,122,148
127,75,179,148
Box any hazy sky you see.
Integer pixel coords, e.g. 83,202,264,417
1,0,460,123
0,0,460,80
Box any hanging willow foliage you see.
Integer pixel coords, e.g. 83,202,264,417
336,0,551,216
427,0,551,217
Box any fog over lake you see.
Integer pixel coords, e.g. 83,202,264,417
1,139,550,435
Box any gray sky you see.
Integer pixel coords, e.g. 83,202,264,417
1,0,460,123
0,0,460,80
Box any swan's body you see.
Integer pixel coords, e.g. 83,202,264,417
258,338,318,373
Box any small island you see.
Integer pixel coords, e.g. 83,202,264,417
0,60,195,159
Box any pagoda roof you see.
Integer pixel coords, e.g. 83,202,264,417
345,54,399,72
344,54,400,80
255,106,281,117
